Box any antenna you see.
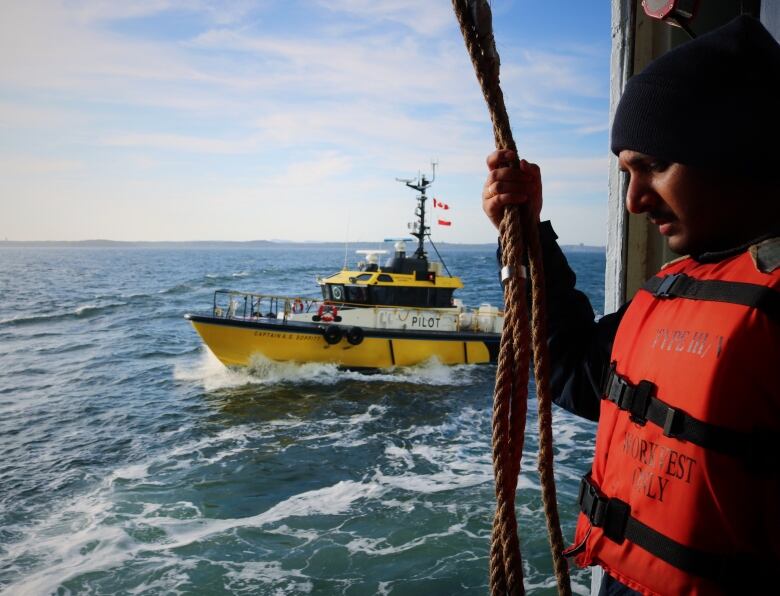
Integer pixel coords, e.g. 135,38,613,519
397,161,438,259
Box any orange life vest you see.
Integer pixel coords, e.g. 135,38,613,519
568,241,780,595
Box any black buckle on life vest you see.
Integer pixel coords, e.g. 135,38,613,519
578,476,631,544
628,380,654,425
578,475,605,525
662,406,684,438
606,368,627,405
603,365,654,425
653,273,684,298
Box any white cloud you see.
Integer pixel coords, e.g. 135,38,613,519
67,0,260,26
101,132,260,154
314,1,455,35
0,154,84,176
1,3,199,91
0,1,609,243
0,102,88,129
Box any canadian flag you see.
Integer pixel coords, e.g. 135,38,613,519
433,198,449,210
437,219,452,226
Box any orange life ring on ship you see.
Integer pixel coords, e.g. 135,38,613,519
317,304,338,322
292,299,304,314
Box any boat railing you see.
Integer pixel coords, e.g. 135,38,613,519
212,290,321,321
211,291,385,322
211,290,503,332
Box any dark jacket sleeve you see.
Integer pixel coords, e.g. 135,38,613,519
497,221,628,422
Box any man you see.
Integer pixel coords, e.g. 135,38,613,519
482,15,779,595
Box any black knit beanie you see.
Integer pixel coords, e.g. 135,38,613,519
611,15,780,178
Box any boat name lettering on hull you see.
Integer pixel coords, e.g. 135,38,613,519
253,330,320,341
378,311,396,327
378,311,443,329
411,316,440,329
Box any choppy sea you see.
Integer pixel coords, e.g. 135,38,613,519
0,246,603,595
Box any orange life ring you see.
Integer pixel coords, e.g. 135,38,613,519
292,299,304,314
317,304,338,322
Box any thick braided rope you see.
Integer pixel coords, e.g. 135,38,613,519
505,225,530,497
451,3,524,593
498,212,529,595
452,2,526,593
489,304,514,594
452,1,571,594
524,211,572,595
489,286,519,595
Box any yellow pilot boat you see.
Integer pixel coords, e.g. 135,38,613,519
185,168,504,369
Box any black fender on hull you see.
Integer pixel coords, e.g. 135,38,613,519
323,325,343,345
346,326,364,346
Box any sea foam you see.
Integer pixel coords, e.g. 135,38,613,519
174,349,478,390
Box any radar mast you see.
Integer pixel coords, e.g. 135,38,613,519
396,161,437,260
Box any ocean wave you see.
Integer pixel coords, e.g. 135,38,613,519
223,561,313,594
344,522,471,557
172,350,305,391
372,465,496,497
202,271,252,285
158,283,193,295
0,302,128,327
341,358,478,386
1,245,604,594
1,473,383,595
276,404,389,450
107,425,277,483
173,350,479,391
95,291,153,303
1,400,588,595
34,341,95,356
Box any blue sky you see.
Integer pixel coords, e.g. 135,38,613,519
1,1,612,244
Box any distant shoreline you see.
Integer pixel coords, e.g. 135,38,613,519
0,239,605,252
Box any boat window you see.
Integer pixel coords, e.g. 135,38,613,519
433,289,455,307
355,274,373,282
377,274,394,282
345,285,368,303
370,286,437,307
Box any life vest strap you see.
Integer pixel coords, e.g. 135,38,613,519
578,474,777,589
643,273,780,323
578,474,737,582
603,365,776,466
